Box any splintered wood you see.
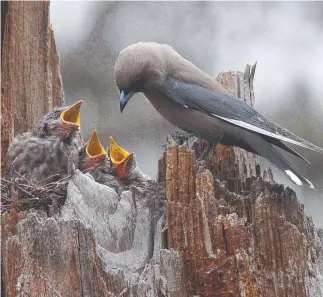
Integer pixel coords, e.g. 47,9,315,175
1,1,63,174
1,3,323,293
1,211,117,297
165,65,323,297
165,144,323,297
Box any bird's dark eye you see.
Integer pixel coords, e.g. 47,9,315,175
131,78,144,92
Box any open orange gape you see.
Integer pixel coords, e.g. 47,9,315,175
60,100,83,128
86,130,108,160
109,136,134,180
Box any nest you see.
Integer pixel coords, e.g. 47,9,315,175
1,171,70,213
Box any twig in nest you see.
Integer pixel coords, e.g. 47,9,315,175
1,178,12,188
1,172,71,212
1,195,11,202
15,183,37,198
38,173,61,185
1,178,12,184
44,175,71,186
13,171,37,188
1,181,11,195
40,176,70,194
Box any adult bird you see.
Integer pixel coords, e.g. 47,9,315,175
6,100,84,187
114,42,323,188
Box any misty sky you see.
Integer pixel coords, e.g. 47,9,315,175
50,1,323,226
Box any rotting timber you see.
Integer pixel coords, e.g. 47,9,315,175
1,2,323,296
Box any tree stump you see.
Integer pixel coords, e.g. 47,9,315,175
1,2,323,297
1,1,63,174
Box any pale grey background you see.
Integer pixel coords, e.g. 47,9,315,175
50,1,323,226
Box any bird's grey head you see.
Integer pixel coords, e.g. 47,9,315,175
114,42,170,112
35,100,83,141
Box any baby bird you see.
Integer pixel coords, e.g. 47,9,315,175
6,101,83,188
78,132,149,191
35,100,84,149
77,130,121,192
109,136,150,185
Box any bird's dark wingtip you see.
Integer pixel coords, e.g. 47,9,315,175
285,169,316,190
304,178,316,190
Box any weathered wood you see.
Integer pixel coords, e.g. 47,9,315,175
1,2,323,295
166,147,323,296
1,1,63,174
3,64,322,297
164,66,323,296
1,171,183,297
49,24,64,109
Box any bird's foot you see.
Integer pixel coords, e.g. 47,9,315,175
167,131,196,146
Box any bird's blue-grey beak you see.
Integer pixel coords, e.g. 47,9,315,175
120,90,135,113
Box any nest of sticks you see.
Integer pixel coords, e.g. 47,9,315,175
1,171,70,213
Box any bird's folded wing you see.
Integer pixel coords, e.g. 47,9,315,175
161,77,323,154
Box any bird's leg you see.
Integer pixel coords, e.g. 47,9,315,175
167,131,213,164
196,141,212,162
167,131,196,146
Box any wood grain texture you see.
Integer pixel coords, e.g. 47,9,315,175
1,171,182,297
1,5,322,294
1,1,63,173
165,65,323,297
166,147,323,296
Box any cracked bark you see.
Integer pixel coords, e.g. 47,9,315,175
1,2,323,297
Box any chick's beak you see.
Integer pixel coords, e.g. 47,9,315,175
60,100,83,128
86,130,108,160
109,136,134,168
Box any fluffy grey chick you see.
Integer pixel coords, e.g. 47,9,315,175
109,136,150,188
6,101,83,190
35,100,84,149
77,130,121,192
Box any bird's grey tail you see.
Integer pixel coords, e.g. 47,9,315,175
247,137,315,189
